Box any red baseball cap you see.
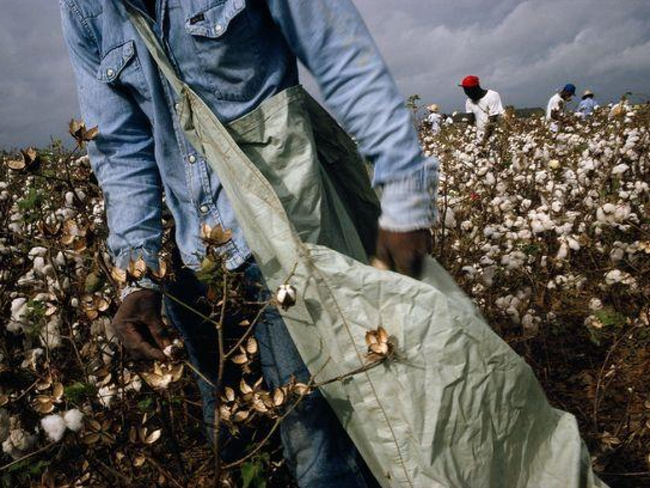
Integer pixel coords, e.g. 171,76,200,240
460,75,480,88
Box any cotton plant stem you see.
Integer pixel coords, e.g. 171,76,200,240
223,302,270,360
213,277,228,486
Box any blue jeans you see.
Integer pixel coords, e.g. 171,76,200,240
163,259,379,488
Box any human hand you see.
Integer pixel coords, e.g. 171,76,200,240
374,228,432,278
111,289,171,361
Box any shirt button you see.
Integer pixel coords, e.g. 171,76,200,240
174,103,180,111
106,68,115,78
199,205,209,215
214,24,223,34
188,155,197,164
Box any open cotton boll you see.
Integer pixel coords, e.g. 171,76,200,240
41,414,67,442
7,298,28,333
63,409,84,432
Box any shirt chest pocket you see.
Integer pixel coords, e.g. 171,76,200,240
97,40,149,97
183,0,266,101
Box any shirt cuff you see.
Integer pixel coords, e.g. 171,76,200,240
120,277,161,301
378,157,439,232
113,246,162,273
112,247,163,300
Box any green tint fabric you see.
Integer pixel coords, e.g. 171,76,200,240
128,8,607,487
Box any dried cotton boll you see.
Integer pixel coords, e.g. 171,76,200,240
2,428,36,460
41,414,67,442
276,284,297,310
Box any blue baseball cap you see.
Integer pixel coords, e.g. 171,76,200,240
563,83,576,95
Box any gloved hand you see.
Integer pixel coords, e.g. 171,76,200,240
112,289,171,361
374,228,432,278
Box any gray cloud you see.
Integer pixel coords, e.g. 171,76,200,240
0,0,649,148
352,0,650,113
0,1,79,149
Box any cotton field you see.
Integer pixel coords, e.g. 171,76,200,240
0,105,648,486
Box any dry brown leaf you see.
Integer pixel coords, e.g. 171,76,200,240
128,257,147,280
224,387,236,403
246,337,258,355
52,382,64,400
133,454,146,468
233,410,250,423
144,429,162,445
6,156,26,171
231,353,248,365
111,267,127,284
240,379,253,395
272,388,285,407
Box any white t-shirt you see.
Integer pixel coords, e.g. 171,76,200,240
465,90,505,131
427,113,443,133
546,93,565,120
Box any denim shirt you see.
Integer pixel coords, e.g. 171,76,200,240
576,98,599,116
59,0,438,280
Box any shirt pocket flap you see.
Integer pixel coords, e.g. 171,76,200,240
185,0,246,38
97,40,136,83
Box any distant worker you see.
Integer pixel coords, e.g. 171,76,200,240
459,75,505,139
576,89,599,117
546,83,576,120
426,104,443,134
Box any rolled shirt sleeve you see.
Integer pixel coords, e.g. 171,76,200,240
60,1,164,275
265,0,438,231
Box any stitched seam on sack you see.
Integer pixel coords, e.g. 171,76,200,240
305,255,414,487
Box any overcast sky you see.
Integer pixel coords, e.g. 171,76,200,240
1,0,649,148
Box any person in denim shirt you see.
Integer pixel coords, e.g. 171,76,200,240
60,1,438,486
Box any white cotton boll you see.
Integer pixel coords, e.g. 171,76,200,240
589,298,603,311
551,201,563,213
98,385,117,408
7,298,28,333
610,248,625,264
63,409,84,432
567,237,580,251
556,242,569,261
614,205,630,222
41,414,67,442
611,164,629,176
484,172,496,186
32,256,46,275
462,266,477,278
28,247,48,259
602,203,616,214
41,316,63,349
54,252,66,267
443,208,456,228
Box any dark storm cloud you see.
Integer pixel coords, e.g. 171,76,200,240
1,0,649,148
0,1,79,149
